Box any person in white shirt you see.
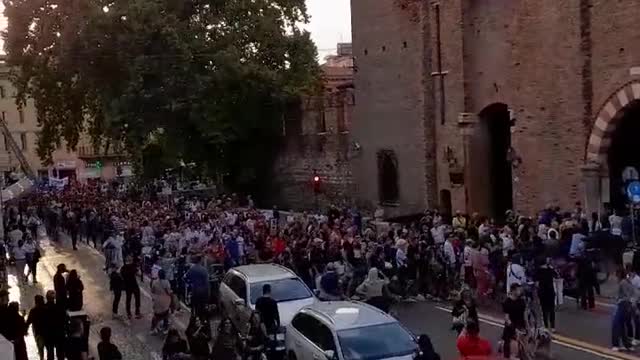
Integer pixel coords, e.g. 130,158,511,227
500,228,515,257
431,221,445,245
628,270,640,345
8,225,23,258
570,230,586,258
14,240,27,284
506,259,526,295
443,236,456,268
610,210,623,237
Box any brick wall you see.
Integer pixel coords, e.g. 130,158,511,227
272,86,357,211
321,0,640,218
350,0,431,217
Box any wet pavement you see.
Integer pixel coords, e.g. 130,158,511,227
7,232,191,360
7,231,640,360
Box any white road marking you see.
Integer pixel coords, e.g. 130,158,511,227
564,296,616,308
434,306,635,360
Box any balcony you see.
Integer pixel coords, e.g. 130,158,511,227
77,145,127,159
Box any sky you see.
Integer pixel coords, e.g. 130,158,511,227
0,1,352,60
304,0,352,60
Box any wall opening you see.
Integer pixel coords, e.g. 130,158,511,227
377,149,399,205
440,189,452,218
476,103,513,219
608,100,640,212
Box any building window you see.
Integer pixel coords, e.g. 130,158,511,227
318,111,327,134
1,111,5,121
19,109,24,124
377,149,399,205
0,87,5,99
337,92,347,133
20,133,27,151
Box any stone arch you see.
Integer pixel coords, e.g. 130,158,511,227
586,80,640,166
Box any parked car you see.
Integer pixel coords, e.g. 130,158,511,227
219,263,316,331
286,301,418,360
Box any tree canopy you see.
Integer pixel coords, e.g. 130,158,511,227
3,0,319,193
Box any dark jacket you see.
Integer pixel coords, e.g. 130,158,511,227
110,271,124,293
54,272,67,305
67,278,84,311
26,305,47,337
44,301,67,342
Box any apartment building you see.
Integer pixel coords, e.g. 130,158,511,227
0,56,81,179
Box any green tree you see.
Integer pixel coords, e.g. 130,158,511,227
3,0,319,195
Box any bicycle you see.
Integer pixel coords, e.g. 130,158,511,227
517,282,552,360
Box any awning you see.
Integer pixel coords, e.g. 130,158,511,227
1,177,34,202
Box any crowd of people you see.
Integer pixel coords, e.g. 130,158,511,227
1,180,639,359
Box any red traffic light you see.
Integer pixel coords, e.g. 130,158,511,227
313,176,320,182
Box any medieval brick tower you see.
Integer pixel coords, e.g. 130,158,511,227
351,0,640,219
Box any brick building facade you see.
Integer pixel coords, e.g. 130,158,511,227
350,0,640,219
272,44,356,210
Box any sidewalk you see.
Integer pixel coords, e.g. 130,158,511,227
7,231,193,360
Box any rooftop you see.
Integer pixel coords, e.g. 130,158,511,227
232,264,297,283
302,301,396,330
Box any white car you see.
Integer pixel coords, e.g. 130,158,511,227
286,301,418,360
219,264,317,333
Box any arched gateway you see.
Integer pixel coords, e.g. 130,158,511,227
584,80,640,213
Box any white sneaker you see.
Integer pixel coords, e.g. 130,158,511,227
612,347,621,352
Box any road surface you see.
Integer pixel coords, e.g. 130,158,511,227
6,233,638,360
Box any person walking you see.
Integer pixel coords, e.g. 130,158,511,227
13,240,27,284
456,320,492,358
43,290,66,360
6,302,28,360
109,266,124,318
612,269,635,351
27,295,49,360
451,289,479,335
184,256,209,319
23,235,40,284
150,270,172,335
355,267,391,313
536,257,558,332
67,269,85,311
211,318,242,360
97,327,122,360
577,257,597,310
54,263,68,310
121,256,142,319
65,319,89,360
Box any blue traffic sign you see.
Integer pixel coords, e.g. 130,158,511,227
627,181,640,203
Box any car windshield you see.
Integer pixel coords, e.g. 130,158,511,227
338,323,417,360
250,278,312,304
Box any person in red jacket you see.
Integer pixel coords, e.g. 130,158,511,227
457,320,493,358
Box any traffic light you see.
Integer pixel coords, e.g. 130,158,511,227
95,160,102,169
313,174,321,194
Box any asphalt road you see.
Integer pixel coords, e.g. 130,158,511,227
7,233,640,360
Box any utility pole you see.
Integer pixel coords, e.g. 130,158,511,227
0,174,4,243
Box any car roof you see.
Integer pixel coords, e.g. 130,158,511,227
301,301,397,330
231,264,298,283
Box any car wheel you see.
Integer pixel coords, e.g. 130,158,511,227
288,351,297,360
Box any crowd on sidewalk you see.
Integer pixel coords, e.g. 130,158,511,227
2,180,640,359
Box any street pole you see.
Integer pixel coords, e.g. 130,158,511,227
0,175,4,243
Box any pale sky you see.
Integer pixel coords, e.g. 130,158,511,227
0,1,352,60
304,0,352,60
